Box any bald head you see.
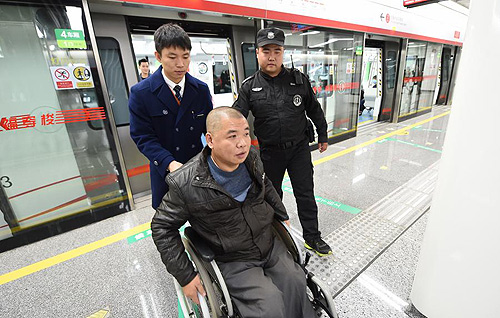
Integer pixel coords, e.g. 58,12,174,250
206,107,246,133
205,107,250,171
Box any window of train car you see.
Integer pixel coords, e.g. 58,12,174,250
399,40,442,118
241,43,257,78
0,1,129,246
264,22,363,139
96,37,130,126
131,34,233,108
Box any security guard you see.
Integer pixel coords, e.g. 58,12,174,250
233,27,332,256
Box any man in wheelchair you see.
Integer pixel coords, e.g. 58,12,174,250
151,107,316,318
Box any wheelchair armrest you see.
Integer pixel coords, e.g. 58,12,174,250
273,210,289,222
184,227,216,262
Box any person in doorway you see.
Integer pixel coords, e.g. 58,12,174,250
371,75,377,88
151,107,316,318
232,27,332,256
138,58,150,81
359,89,366,116
129,23,213,209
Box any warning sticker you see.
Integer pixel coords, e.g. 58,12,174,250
51,67,74,89
73,66,91,81
50,65,94,90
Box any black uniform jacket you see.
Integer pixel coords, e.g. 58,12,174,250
151,146,289,287
233,67,328,146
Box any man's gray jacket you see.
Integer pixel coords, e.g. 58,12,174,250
151,146,289,286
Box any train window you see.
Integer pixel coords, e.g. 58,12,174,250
0,1,129,247
241,43,257,78
131,34,234,107
386,51,397,89
131,34,158,76
269,22,362,139
97,37,130,126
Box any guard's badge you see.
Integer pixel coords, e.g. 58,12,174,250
267,32,275,39
293,94,302,106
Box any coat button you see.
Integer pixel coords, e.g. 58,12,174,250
176,147,180,151
175,128,179,132
191,144,195,148
154,161,158,166
163,110,168,115
190,126,194,131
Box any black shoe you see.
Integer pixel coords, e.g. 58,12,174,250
304,237,332,257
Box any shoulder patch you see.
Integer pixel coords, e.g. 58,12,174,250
242,74,255,85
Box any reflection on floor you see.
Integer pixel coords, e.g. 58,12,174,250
0,106,451,318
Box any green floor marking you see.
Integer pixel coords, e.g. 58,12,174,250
282,185,361,215
178,300,184,318
127,228,152,244
412,126,444,133
386,137,442,153
127,224,188,244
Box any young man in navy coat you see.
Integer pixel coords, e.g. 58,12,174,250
129,24,213,208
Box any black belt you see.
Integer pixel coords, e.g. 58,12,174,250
261,140,296,150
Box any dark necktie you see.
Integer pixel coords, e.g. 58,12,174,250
173,85,182,103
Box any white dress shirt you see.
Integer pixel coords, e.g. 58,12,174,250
162,70,185,98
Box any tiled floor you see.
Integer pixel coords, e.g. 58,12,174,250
0,106,451,317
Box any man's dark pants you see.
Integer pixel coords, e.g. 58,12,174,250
217,237,315,318
259,140,320,242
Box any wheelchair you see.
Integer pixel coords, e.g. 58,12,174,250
175,220,339,318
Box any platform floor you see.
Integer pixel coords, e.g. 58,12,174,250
0,105,452,317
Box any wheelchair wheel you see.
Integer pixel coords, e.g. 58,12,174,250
180,238,223,318
307,274,339,318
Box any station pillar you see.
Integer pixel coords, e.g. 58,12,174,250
410,1,500,317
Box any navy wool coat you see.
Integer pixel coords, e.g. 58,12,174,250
129,66,213,208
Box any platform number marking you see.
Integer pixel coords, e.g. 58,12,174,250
1,176,12,188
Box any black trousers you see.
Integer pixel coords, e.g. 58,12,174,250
260,140,320,242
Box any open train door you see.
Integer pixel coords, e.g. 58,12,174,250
364,38,401,122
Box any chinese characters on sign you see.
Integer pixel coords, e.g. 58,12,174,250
54,29,87,49
0,107,106,132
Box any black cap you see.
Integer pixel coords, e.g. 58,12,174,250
256,27,285,47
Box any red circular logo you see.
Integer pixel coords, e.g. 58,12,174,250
386,13,390,23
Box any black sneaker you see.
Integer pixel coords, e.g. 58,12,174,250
304,237,332,257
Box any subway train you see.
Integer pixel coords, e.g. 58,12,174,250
0,0,467,250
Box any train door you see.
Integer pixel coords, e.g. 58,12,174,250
364,39,401,122
91,13,237,200
436,46,455,104
360,47,382,123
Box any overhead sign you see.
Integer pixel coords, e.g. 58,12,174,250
403,0,443,8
